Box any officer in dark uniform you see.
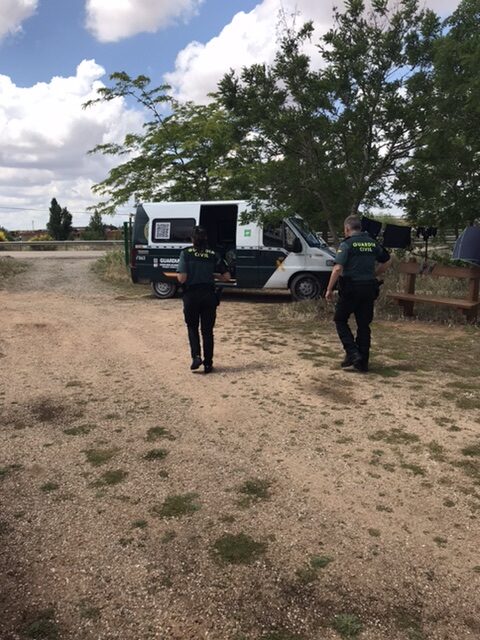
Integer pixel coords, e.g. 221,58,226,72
177,227,230,374
325,215,391,372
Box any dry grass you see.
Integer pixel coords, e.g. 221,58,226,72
0,256,29,284
91,249,132,286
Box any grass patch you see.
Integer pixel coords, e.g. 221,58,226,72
237,478,271,506
213,532,267,565
401,462,426,477
132,519,148,529
63,425,92,436
84,448,118,466
368,428,420,445
152,493,200,518
92,249,131,286
456,396,480,410
461,443,480,457
79,600,101,621
143,448,168,461
161,530,177,543
368,528,381,537
296,554,333,584
146,426,176,442
0,256,28,283
93,469,128,486
23,608,59,639
30,398,67,423
40,481,59,493
331,613,363,638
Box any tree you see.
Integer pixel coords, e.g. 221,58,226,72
82,210,105,240
47,198,72,240
84,73,250,214
395,0,480,232
218,0,440,242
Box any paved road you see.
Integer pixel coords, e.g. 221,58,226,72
0,250,108,259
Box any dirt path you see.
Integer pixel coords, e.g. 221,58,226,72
0,259,479,640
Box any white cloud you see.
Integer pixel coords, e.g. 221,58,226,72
0,60,145,230
165,0,461,104
0,0,38,40
85,0,204,43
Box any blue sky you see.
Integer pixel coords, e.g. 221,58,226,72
0,0,459,231
0,0,259,88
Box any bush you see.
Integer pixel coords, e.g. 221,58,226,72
0,230,6,242
29,233,55,251
92,249,130,285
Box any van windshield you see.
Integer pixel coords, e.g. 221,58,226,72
288,217,323,248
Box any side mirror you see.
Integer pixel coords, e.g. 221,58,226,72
289,237,302,253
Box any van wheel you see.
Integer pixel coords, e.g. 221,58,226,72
290,274,321,301
152,281,177,299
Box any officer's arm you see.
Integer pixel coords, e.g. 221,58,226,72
215,271,231,282
326,264,343,300
375,258,391,277
177,251,188,284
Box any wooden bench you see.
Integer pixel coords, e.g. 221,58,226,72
388,260,480,323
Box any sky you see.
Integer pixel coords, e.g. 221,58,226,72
0,0,460,231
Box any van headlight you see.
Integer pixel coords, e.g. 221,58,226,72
326,259,335,267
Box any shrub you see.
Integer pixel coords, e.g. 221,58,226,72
29,233,55,251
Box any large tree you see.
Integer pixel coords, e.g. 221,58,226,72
395,0,480,232
218,0,440,242
47,198,72,240
84,73,250,214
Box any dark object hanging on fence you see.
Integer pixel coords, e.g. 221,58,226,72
383,224,412,249
361,216,382,239
452,226,480,266
416,226,438,261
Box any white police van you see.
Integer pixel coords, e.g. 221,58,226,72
130,200,335,300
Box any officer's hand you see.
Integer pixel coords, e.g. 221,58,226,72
325,289,334,302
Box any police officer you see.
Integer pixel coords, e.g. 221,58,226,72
177,227,230,374
325,215,391,372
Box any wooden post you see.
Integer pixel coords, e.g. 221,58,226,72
402,259,417,317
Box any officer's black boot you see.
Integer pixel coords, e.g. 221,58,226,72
341,349,363,368
190,356,203,370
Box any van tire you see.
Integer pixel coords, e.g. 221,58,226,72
290,274,321,301
152,281,177,299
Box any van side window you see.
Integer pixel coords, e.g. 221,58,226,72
284,225,297,250
263,222,284,248
152,218,195,243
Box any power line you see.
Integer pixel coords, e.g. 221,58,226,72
0,205,133,216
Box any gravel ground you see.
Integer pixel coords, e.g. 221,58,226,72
0,258,479,640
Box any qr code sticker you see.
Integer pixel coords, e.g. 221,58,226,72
155,222,171,240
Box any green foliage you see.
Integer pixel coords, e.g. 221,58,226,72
81,211,105,240
85,75,249,214
396,0,480,229
212,532,267,564
47,198,72,240
218,1,440,240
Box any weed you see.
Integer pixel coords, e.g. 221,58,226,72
30,398,66,423
0,467,9,479
84,448,118,466
143,448,168,461
152,493,200,518
23,608,59,639
93,469,128,486
456,396,480,410
368,528,381,537
132,520,148,529
310,555,333,569
0,520,13,535
332,613,363,638
443,498,455,507
213,533,267,564
433,536,447,547
40,482,59,493
146,426,176,442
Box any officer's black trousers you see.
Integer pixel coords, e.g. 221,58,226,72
334,281,376,366
183,287,217,365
